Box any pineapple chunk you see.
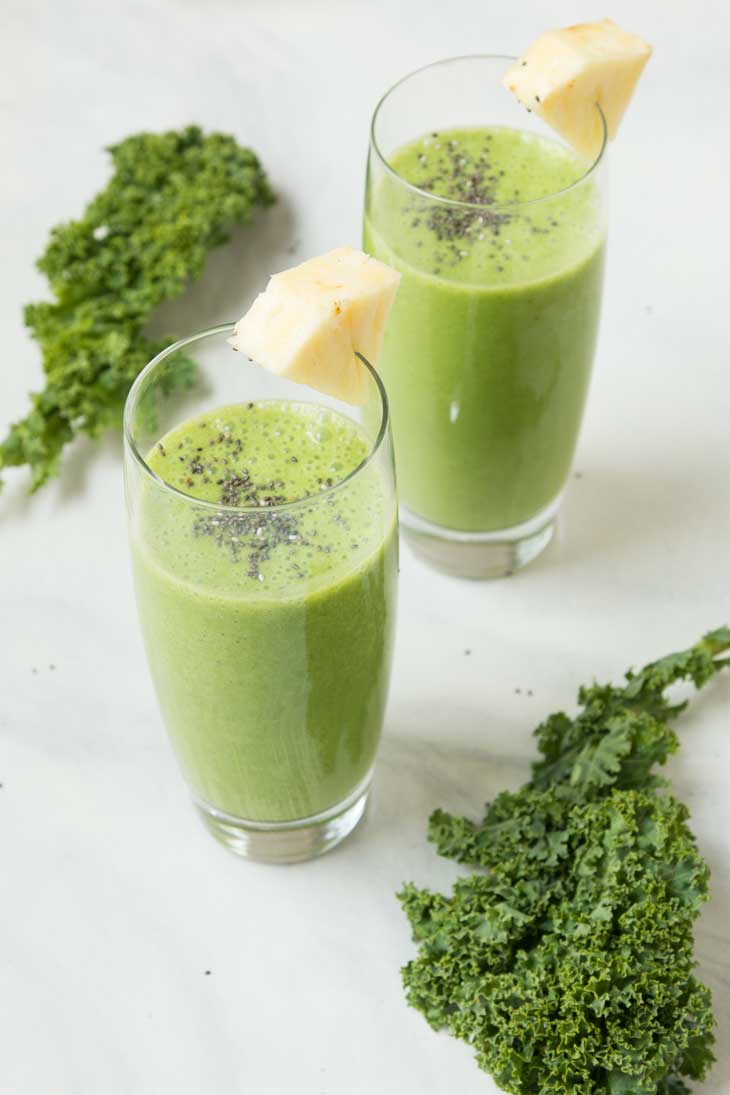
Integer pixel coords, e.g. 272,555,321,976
229,247,400,405
503,18,652,160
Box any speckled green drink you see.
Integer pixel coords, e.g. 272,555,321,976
364,57,607,576
124,329,398,862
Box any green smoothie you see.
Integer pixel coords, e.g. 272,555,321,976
131,400,397,823
364,126,605,532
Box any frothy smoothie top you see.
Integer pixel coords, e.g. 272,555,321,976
148,399,368,505
371,126,603,287
141,400,390,597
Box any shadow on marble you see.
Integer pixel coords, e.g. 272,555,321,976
63,430,124,502
529,462,718,576
349,729,529,858
0,474,35,523
149,193,296,337
0,429,123,514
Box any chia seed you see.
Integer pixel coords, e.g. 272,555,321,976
405,133,513,261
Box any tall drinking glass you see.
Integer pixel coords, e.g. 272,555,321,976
124,326,398,863
364,55,607,577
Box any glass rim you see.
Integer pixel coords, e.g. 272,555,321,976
123,323,391,516
369,53,608,214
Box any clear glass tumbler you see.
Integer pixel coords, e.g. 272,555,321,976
124,326,398,863
364,55,608,577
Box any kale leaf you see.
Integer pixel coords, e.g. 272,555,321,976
1,126,274,491
400,628,730,1094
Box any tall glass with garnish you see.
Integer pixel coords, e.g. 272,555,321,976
124,321,398,863
364,55,609,577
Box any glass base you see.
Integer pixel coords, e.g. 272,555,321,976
400,496,561,579
193,779,371,864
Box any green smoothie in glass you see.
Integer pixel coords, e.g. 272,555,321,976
124,324,398,862
364,56,608,576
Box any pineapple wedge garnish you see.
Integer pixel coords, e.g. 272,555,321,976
229,247,400,405
503,18,652,160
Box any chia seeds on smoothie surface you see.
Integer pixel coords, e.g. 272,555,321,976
146,402,376,586
192,470,336,582
405,131,513,247
388,128,584,277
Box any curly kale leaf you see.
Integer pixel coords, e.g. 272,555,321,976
530,628,730,796
1,126,274,491
400,629,729,1094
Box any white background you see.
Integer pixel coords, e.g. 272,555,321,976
2,2,729,1092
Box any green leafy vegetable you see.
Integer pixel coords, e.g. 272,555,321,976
1,126,274,491
400,628,730,1095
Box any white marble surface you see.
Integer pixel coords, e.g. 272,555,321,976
2,1,729,1092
